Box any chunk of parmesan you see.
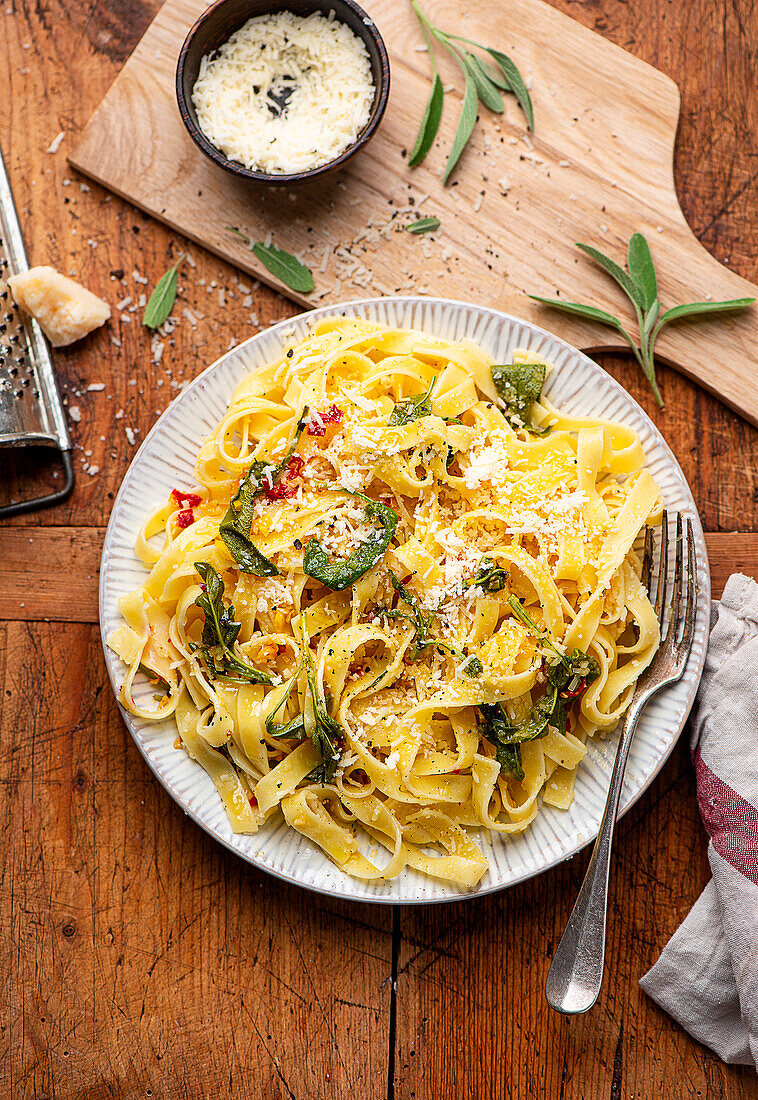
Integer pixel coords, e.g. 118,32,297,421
8,266,110,347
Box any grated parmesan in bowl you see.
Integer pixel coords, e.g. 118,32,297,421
177,2,389,181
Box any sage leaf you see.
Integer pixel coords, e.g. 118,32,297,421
143,256,183,329
528,294,635,335
443,69,478,184
406,216,441,234
576,242,645,312
252,243,314,294
464,52,504,113
653,297,756,326
491,361,545,423
193,562,274,685
486,48,534,130
532,233,754,409
409,73,444,167
627,232,658,311
303,492,398,590
388,377,435,423
463,556,508,593
300,612,343,783
650,297,756,361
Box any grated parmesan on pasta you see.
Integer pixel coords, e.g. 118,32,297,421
191,11,374,174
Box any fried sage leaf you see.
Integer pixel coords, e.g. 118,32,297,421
220,412,308,574
220,470,279,577
491,361,546,427
388,377,435,425
463,556,508,593
300,612,343,783
303,492,398,590
193,562,273,684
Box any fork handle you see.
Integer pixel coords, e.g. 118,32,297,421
545,695,645,1013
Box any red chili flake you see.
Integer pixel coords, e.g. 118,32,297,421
306,404,344,436
172,488,202,508
263,454,305,500
248,792,258,807
562,676,587,699
176,509,196,528
266,481,297,500
286,455,305,478
400,574,413,586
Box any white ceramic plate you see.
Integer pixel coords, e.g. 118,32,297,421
99,297,710,904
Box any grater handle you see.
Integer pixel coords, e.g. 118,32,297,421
0,450,74,518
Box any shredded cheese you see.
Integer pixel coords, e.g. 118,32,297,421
192,11,374,174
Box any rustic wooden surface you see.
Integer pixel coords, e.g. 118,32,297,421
69,0,758,426
1,0,758,1096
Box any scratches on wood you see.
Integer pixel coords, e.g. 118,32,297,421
610,1023,623,1100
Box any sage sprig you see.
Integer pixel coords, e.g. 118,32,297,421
226,227,314,294
530,232,754,407
409,0,533,183
143,255,184,329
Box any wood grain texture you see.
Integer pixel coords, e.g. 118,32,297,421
1,0,758,1096
68,0,758,424
0,623,393,1099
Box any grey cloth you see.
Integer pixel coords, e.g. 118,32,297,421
640,573,758,1069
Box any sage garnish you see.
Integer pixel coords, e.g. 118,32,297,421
220,411,308,574
463,556,508,593
508,596,600,689
409,0,533,183
530,232,754,407
300,612,343,783
385,570,482,676
408,12,444,168
478,600,599,782
226,227,314,293
388,377,435,425
491,362,546,430
479,693,560,782
406,216,441,235
143,255,184,329
265,679,306,740
220,470,279,577
303,491,398,590
193,562,274,685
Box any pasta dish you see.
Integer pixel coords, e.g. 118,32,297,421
108,317,662,888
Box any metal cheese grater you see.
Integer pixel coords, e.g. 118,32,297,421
0,143,73,517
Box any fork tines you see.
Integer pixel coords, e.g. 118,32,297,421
642,510,697,659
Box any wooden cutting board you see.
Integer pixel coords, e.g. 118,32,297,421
69,0,758,423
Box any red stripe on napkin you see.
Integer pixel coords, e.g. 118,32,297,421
694,746,758,887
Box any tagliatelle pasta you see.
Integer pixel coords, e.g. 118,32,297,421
108,317,662,888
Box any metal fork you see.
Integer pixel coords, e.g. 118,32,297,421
545,511,697,1014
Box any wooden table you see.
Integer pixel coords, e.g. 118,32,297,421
2,1,757,1096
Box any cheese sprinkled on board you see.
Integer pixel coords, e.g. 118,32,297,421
191,11,374,175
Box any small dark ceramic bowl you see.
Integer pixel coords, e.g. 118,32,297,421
176,0,390,185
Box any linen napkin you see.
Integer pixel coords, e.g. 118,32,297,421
640,573,758,1069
